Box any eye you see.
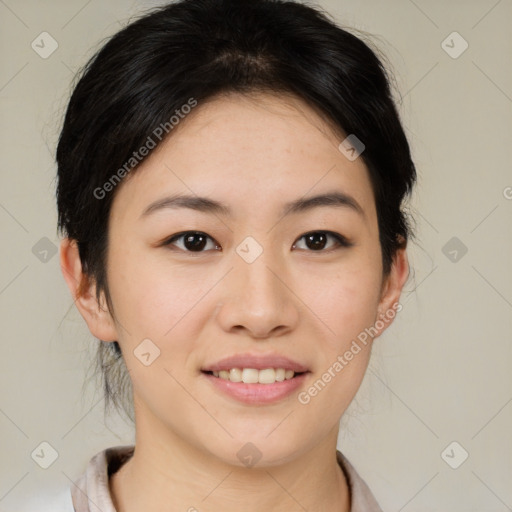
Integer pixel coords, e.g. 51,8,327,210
163,230,352,254
164,231,221,252
292,231,352,252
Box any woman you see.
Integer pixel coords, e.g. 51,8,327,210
56,0,416,510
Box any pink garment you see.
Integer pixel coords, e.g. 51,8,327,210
70,445,383,512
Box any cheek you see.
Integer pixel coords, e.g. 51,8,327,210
300,261,382,348
107,243,210,340
296,275,379,417
293,257,382,406
106,250,204,412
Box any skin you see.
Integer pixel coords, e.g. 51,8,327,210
60,91,409,512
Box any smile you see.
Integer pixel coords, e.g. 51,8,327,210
207,367,300,384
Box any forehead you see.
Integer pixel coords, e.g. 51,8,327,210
111,92,376,222
158,92,347,172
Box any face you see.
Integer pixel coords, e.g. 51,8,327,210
77,92,407,466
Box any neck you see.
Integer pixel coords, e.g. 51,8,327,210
110,418,350,512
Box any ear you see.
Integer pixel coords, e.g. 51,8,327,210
59,237,118,342
373,246,410,338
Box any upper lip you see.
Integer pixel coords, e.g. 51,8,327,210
202,353,309,373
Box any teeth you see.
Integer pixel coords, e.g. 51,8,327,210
211,368,297,384
242,368,259,384
229,368,242,382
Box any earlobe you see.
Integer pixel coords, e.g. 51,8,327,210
59,238,118,342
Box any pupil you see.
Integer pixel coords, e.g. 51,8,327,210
185,232,207,251
306,232,326,250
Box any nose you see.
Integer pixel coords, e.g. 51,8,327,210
214,249,300,340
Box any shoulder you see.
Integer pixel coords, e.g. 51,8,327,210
70,444,135,512
336,450,384,512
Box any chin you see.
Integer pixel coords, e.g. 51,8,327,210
200,434,306,469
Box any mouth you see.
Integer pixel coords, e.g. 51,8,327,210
200,367,310,405
200,353,310,404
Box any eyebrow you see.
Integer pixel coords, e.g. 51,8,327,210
140,191,365,219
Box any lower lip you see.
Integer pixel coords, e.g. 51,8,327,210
202,372,309,405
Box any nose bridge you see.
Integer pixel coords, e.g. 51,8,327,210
215,235,299,337
235,239,286,309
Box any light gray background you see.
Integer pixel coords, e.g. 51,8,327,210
1,0,511,510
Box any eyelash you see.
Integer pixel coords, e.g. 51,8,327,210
162,230,353,254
